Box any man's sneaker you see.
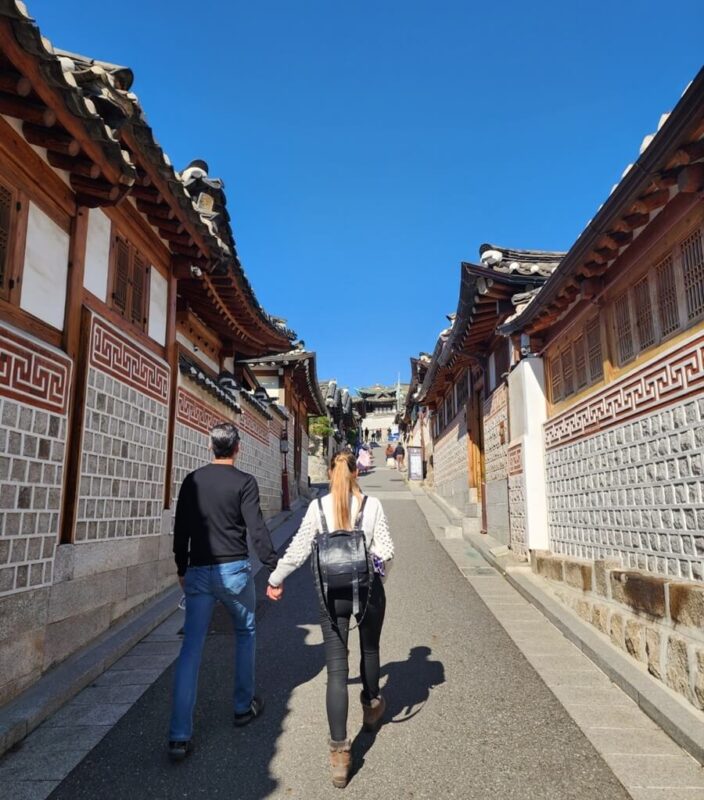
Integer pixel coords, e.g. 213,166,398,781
234,696,265,727
168,740,193,762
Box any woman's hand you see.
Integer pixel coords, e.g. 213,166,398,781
266,583,283,601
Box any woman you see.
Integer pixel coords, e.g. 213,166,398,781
356,445,371,475
266,452,394,788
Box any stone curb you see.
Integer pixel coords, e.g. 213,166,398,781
0,504,303,758
463,528,704,767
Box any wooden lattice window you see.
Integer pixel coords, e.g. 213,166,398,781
633,276,655,350
681,229,704,321
549,354,562,403
573,335,587,389
655,255,680,337
560,347,574,397
456,370,469,410
0,182,14,300
111,235,149,331
586,317,603,381
614,293,634,364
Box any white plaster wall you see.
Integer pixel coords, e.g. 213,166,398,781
148,269,168,346
508,357,549,551
83,209,111,301
20,203,69,331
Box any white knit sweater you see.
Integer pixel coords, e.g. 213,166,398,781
268,494,395,587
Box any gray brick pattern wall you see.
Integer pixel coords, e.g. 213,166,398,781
545,396,704,580
508,473,527,557
75,367,167,541
484,384,508,484
434,412,466,488
0,399,67,596
172,419,211,512
238,426,283,517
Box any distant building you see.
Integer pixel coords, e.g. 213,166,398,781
358,383,409,436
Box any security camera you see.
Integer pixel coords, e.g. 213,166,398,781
190,265,203,278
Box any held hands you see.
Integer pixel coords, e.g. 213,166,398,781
266,583,284,601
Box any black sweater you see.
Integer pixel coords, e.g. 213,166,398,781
173,463,277,577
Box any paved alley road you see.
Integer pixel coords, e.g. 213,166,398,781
48,453,630,799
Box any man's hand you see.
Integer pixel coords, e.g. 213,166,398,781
178,575,185,590
266,583,283,601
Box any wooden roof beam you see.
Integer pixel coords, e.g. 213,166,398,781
0,70,31,97
47,151,100,179
631,189,670,214
0,91,55,127
23,122,79,156
669,139,704,168
0,19,128,185
677,163,704,194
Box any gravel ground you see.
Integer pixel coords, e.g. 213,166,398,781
49,458,630,799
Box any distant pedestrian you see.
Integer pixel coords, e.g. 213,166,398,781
168,422,276,761
386,427,391,440
394,442,405,470
266,453,395,788
364,427,369,442
385,443,395,467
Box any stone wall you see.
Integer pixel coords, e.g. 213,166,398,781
75,316,169,542
238,405,285,517
544,330,704,581
432,409,472,514
532,551,704,714
0,322,72,703
507,443,527,558
483,384,509,545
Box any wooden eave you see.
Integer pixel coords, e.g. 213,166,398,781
0,17,134,189
504,67,704,337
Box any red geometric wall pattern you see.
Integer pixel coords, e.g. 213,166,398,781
89,316,169,403
0,324,71,414
545,330,704,450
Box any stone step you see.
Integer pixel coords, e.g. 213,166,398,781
440,525,463,539
462,517,482,535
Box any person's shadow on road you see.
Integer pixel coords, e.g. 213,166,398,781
349,645,445,781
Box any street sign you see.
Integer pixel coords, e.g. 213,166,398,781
408,446,423,481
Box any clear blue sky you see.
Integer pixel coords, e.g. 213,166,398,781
31,1,703,392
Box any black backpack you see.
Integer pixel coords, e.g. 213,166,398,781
312,496,371,618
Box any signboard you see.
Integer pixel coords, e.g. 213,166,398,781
408,446,423,481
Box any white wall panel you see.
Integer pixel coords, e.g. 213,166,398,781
83,208,111,301
20,203,69,330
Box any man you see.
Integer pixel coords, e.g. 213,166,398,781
394,441,406,471
364,427,369,442
168,422,280,761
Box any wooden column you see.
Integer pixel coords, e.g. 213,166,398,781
163,273,179,510
59,207,89,545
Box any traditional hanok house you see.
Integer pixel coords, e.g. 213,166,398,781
399,353,432,473
358,383,408,438
0,3,302,716
235,348,326,504
416,246,560,536
501,68,704,710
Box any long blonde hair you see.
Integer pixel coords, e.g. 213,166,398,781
329,452,362,530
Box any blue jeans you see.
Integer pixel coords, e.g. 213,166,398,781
169,561,256,741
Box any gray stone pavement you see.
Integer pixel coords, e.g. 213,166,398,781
1,451,699,798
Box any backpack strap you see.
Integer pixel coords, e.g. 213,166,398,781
317,497,329,534
354,495,368,529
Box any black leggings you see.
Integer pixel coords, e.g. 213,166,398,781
319,575,386,741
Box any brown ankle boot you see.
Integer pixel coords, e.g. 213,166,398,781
360,691,386,731
329,738,351,788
